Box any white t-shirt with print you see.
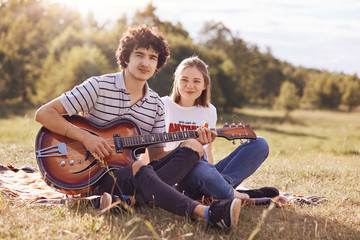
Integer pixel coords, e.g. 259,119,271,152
161,96,217,151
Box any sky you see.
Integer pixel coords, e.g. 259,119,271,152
53,0,360,76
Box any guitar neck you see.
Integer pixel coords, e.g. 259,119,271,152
115,130,199,150
113,125,255,152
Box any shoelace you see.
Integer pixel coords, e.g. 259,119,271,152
197,196,214,206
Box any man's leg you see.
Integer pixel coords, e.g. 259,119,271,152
133,163,199,217
92,160,199,216
96,160,242,229
176,158,235,200
149,139,203,186
133,161,242,229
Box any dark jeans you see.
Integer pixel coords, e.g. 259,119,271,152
148,146,200,186
93,147,200,217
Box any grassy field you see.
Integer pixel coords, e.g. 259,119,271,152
0,107,359,239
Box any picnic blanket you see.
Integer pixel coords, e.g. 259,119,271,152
0,165,327,206
0,164,67,204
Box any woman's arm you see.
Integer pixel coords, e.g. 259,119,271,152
206,143,214,164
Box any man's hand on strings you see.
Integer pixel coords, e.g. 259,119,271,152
82,134,113,159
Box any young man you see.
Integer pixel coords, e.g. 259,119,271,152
35,25,241,229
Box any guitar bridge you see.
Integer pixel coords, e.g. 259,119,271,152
36,143,68,157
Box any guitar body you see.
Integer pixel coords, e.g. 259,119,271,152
35,115,140,195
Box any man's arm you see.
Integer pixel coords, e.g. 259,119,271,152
35,98,112,159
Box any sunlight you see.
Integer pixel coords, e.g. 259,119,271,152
50,0,92,14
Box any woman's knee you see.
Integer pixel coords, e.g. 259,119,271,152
254,137,269,156
189,162,222,186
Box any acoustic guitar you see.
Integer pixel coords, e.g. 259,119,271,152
35,115,257,195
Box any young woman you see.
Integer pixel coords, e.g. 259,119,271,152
161,56,279,201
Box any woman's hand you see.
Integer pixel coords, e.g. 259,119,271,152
196,122,217,145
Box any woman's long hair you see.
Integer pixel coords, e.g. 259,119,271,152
170,56,211,107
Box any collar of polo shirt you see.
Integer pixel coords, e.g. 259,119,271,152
115,71,151,101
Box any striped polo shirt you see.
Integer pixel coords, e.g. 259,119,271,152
59,71,166,147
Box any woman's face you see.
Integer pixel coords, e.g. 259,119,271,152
177,66,207,107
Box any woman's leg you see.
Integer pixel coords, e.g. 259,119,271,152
214,137,269,187
176,158,235,200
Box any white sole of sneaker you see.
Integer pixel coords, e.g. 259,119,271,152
100,192,112,210
230,198,242,228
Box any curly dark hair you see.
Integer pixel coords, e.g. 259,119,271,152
116,25,170,73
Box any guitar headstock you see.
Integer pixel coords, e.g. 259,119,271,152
216,123,257,140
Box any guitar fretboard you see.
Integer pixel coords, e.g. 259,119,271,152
113,130,199,150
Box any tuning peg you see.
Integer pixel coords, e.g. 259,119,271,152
232,140,236,145
224,123,229,127
240,139,244,144
231,123,236,127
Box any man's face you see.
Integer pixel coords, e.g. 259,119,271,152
125,46,159,82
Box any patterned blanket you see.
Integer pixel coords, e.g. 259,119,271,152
0,164,66,204
0,165,327,206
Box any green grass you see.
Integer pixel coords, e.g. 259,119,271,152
1,108,359,239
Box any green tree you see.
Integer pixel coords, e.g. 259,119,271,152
0,14,33,102
274,81,300,116
342,75,360,111
151,34,197,97
301,73,320,109
320,73,342,109
198,21,246,112
256,50,285,104
35,45,110,103
301,71,341,109
281,64,308,97
0,0,84,103
92,16,128,71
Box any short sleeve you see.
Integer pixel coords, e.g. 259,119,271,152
59,77,99,116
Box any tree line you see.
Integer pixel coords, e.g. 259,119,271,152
1,0,359,113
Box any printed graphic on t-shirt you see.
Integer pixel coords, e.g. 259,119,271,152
168,121,199,132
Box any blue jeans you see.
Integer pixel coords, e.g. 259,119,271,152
176,137,269,199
